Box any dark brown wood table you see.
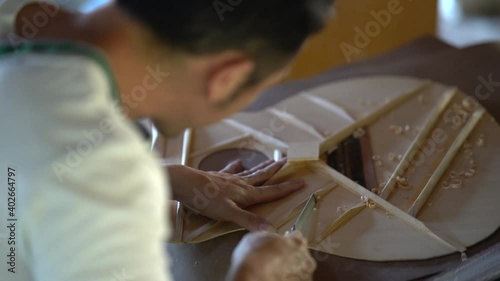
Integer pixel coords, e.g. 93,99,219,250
167,37,500,281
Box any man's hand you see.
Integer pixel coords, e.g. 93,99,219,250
167,158,306,232
227,232,316,281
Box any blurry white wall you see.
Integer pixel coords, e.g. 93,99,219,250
0,0,111,14
439,0,500,47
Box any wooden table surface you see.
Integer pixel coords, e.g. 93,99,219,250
167,37,500,281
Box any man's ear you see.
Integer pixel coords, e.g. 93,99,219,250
206,59,255,104
15,2,69,39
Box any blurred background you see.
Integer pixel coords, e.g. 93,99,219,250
2,0,499,79
440,0,500,47
289,0,500,79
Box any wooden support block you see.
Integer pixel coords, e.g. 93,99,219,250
288,142,321,162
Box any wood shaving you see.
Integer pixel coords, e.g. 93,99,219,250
464,149,473,158
462,99,475,111
469,159,478,169
476,134,485,147
389,125,403,136
396,176,409,187
388,153,396,161
465,169,476,178
450,179,463,189
353,128,365,138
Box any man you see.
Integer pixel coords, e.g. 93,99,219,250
0,0,333,280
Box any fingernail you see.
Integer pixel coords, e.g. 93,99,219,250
291,234,306,246
306,259,317,271
259,223,276,233
290,231,304,239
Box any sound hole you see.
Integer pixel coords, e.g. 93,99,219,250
327,136,367,188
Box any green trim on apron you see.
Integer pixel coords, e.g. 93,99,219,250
0,41,121,104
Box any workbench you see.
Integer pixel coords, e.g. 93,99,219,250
166,37,500,281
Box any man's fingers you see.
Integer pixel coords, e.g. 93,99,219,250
228,207,276,233
288,231,307,247
242,158,287,186
236,159,275,176
219,159,243,174
250,179,306,204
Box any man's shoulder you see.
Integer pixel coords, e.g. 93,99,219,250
0,49,145,174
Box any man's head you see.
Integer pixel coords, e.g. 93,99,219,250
113,0,334,135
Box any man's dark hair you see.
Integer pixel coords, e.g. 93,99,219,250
118,0,334,88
